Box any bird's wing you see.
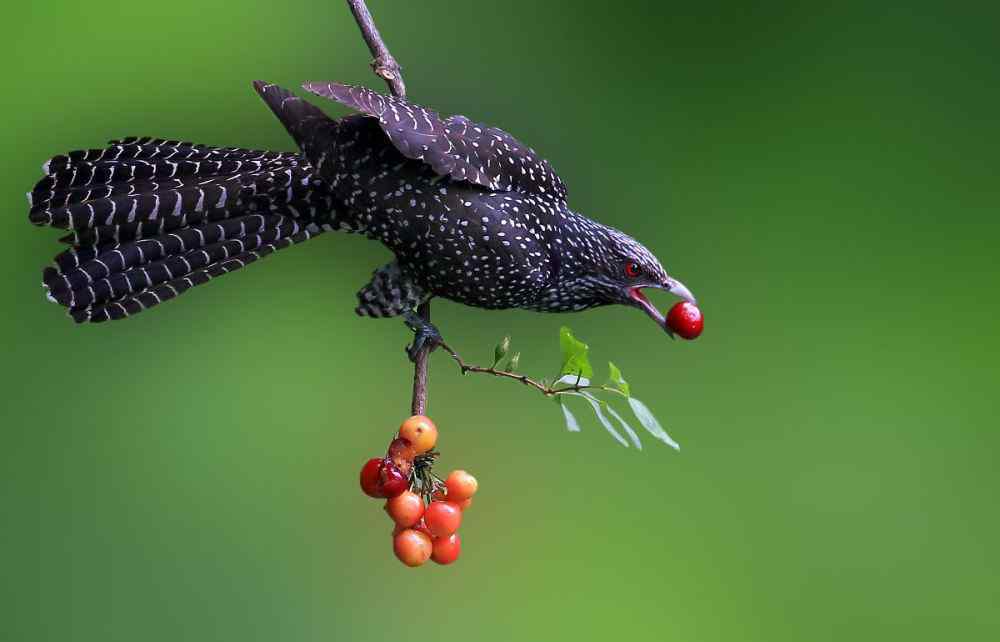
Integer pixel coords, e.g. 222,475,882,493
302,82,568,202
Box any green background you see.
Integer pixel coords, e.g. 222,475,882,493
2,1,997,640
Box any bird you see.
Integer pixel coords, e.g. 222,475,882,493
26,81,696,354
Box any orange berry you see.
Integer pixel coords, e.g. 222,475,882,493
384,491,425,528
399,415,438,454
445,469,478,501
393,529,432,567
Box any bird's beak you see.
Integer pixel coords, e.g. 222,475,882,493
626,276,697,337
665,277,697,305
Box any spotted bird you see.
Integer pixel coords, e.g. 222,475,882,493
26,82,697,351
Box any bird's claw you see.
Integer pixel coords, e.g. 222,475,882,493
404,312,443,363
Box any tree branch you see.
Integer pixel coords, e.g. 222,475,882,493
345,1,430,416
345,0,406,98
437,341,627,399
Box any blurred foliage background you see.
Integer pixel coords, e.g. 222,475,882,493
1,1,997,641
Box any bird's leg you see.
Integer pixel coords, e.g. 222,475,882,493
403,310,443,363
354,261,438,362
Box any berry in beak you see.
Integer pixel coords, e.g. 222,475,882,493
627,276,697,337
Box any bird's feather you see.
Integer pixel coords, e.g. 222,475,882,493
302,82,568,201
29,137,337,322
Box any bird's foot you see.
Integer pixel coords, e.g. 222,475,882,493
403,311,443,363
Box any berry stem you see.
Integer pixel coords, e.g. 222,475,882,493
411,450,445,505
345,1,433,419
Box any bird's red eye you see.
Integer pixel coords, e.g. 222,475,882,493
625,262,642,278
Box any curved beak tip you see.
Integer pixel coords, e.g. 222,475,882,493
666,277,697,305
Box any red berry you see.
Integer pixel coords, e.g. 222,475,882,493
456,497,473,511
431,533,462,565
385,490,425,528
359,458,383,498
399,415,438,454
359,457,408,498
379,459,409,498
424,500,462,537
445,470,478,501
666,301,704,340
393,529,432,567
386,437,416,476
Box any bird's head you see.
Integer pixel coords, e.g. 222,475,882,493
604,229,697,335
552,224,696,336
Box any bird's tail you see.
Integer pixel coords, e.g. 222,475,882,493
252,80,340,169
28,136,340,322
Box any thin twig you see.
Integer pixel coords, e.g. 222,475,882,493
410,301,431,415
437,341,626,399
345,0,406,98
345,1,431,416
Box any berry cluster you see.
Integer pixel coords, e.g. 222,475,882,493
359,415,478,567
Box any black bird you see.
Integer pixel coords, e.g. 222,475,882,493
27,81,696,351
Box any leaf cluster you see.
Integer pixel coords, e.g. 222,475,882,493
483,327,680,450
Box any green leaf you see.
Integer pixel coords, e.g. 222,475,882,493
556,397,581,432
557,374,590,387
604,403,642,449
558,326,593,379
606,361,630,397
493,336,510,367
628,397,679,450
565,391,627,447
